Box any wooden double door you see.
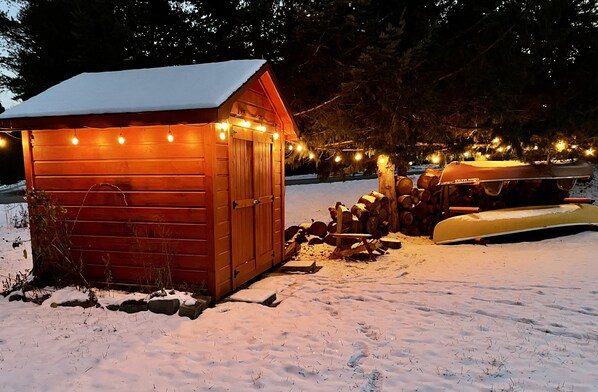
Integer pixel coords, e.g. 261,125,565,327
230,128,275,289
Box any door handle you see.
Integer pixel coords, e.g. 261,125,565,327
253,199,261,205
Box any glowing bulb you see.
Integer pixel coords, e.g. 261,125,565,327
216,122,229,130
272,132,280,140
71,136,79,145
533,145,539,150
240,120,251,128
334,155,341,163
492,137,501,145
506,145,511,151
431,155,440,164
0,137,6,148
585,148,595,157
296,144,303,152
378,156,386,164
408,161,413,165
309,152,315,160
219,131,226,141
556,141,566,152
571,144,578,150
463,151,470,158
288,145,293,151
354,152,363,161
485,154,491,159
256,125,266,132
167,131,174,143
118,135,125,145
497,147,504,153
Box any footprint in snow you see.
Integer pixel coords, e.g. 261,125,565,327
359,370,382,392
348,341,369,368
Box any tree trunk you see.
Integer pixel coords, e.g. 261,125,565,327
351,203,370,222
307,221,328,238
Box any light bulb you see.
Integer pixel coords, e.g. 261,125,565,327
118,135,125,145
463,151,469,158
556,141,566,152
272,132,280,140
71,136,79,145
378,156,386,164
354,152,363,161
216,122,229,131
167,131,174,143
334,155,341,163
240,120,251,128
219,131,226,141
296,144,303,152
431,155,440,164
256,125,266,132
309,152,315,160
585,148,595,156
0,138,6,148
288,145,293,151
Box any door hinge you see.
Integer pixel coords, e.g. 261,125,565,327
232,200,238,209
234,269,240,278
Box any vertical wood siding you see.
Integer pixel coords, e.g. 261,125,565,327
29,124,211,288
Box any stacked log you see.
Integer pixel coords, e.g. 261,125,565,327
395,168,442,236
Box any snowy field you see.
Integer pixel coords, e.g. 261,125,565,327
1,171,598,391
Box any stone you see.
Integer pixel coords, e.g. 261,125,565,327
228,288,277,306
53,300,98,309
380,237,402,249
8,293,25,302
280,260,317,273
119,299,148,314
178,301,204,320
106,304,120,311
148,298,180,316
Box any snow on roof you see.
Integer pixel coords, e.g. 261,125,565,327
0,59,267,119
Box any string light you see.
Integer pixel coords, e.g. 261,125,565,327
219,132,226,141
533,145,539,150
216,122,229,131
497,146,504,153
334,155,342,163
308,152,315,160
378,155,386,164
118,130,125,145
485,153,491,159
167,129,174,143
0,137,5,148
431,155,440,164
463,151,470,158
71,129,79,145
354,152,363,161
586,148,595,157
296,144,303,152
288,144,293,151
556,141,566,152
256,124,267,132
240,120,251,128
272,132,280,140
492,137,501,145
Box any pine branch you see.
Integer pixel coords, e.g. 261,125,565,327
294,95,342,116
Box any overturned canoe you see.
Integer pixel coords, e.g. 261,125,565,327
433,203,598,244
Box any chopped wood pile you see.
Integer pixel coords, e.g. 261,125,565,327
395,168,442,236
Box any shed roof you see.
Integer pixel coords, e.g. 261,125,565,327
0,60,299,137
438,160,594,185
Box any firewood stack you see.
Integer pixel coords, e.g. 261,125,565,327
395,168,442,236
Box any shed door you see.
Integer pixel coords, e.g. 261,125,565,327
231,129,275,289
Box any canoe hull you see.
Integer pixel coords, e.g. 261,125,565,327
433,204,598,244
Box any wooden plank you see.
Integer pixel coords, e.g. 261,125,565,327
32,143,205,161
49,191,206,207
35,159,205,176
73,250,210,270
83,264,208,286
71,235,208,255
64,206,207,223
35,175,206,191
32,125,206,146
21,131,35,188
67,221,207,239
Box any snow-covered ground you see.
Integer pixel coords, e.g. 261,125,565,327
1,171,598,391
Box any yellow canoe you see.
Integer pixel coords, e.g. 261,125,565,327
433,203,598,244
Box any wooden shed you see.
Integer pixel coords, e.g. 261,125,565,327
0,60,299,299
